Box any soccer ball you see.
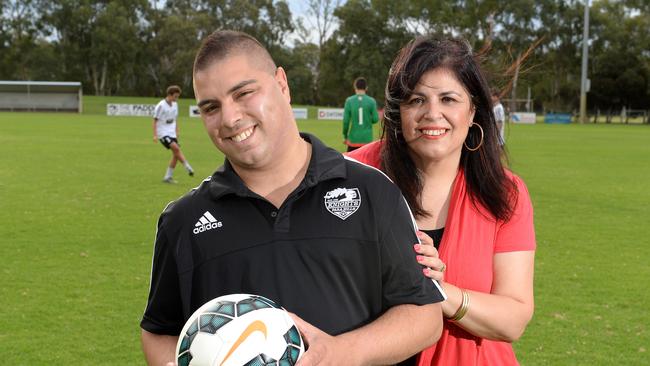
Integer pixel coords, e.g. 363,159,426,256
176,294,305,366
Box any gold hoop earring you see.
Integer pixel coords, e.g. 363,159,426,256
464,123,484,152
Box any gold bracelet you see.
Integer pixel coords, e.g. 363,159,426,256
447,289,470,322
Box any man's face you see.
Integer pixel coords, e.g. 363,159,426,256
193,54,293,170
166,92,180,103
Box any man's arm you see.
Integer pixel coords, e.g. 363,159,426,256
342,99,351,141
141,329,177,366
141,212,184,365
153,103,161,142
292,303,442,366
371,99,379,124
175,107,179,138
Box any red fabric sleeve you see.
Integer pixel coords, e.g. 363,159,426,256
494,173,536,253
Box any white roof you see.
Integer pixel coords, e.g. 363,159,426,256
0,80,81,86
0,81,82,93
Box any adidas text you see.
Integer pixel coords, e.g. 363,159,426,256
193,221,222,234
193,211,222,234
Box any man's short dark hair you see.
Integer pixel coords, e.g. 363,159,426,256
166,85,181,96
354,77,367,90
193,30,276,75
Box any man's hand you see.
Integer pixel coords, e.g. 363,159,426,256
289,313,360,366
153,136,158,143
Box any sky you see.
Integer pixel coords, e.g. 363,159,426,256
286,0,315,45
287,0,308,16
286,0,345,45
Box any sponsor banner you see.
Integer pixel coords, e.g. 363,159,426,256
317,108,344,120
511,112,536,124
107,103,155,116
544,113,572,124
293,107,308,120
189,105,200,117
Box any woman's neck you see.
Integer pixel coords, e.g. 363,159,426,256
413,154,460,230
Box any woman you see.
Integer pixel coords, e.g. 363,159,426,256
347,36,536,365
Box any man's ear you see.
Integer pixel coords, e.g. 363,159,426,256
275,66,291,103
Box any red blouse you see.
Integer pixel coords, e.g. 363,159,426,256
347,141,536,366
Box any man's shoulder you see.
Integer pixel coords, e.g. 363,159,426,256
159,177,213,221
363,96,378,110
342,154,397,193
345,94,358,103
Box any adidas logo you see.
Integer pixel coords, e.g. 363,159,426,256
193,211,222,234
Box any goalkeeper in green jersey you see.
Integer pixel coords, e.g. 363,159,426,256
343,77,380,152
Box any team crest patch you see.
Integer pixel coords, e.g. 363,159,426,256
324,187,361,220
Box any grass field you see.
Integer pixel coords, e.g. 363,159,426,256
1,96,649,365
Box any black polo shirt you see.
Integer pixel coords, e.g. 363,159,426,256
141,133,444,336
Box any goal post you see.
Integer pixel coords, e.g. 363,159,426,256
0,81,83,113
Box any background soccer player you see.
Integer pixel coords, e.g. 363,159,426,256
153,85,194,183
342,77,379,152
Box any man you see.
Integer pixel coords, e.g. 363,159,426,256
140,30,444,366
153,85,194,183
492,89,506,145
343,77,379,152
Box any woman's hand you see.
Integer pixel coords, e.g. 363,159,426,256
414,231,446,281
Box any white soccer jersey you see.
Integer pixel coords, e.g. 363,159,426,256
153,99,178,138
493,102,505,123
493,102,506,144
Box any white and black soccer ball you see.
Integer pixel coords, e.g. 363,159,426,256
176,294,305,366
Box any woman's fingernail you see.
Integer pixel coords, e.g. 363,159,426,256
414,244,421,251
416,255,423,262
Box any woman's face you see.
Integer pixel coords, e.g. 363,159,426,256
399,67,475,165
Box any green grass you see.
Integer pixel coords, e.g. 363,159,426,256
505,123,650,364
1,98,649,364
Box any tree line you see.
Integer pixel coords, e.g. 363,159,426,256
1,0,648,113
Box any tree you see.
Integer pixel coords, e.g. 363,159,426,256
294,0,341,104
589,0,650,112
165,0,293,50
41,0,151,95
0,0,44,80
161,0,294,98
319,0,413,106
141,9,201,96
0,0,645,111
280,41,319,105
0,0,10,77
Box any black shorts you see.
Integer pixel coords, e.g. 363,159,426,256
159,136,179,149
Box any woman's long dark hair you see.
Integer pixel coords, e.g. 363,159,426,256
381,36,516,221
